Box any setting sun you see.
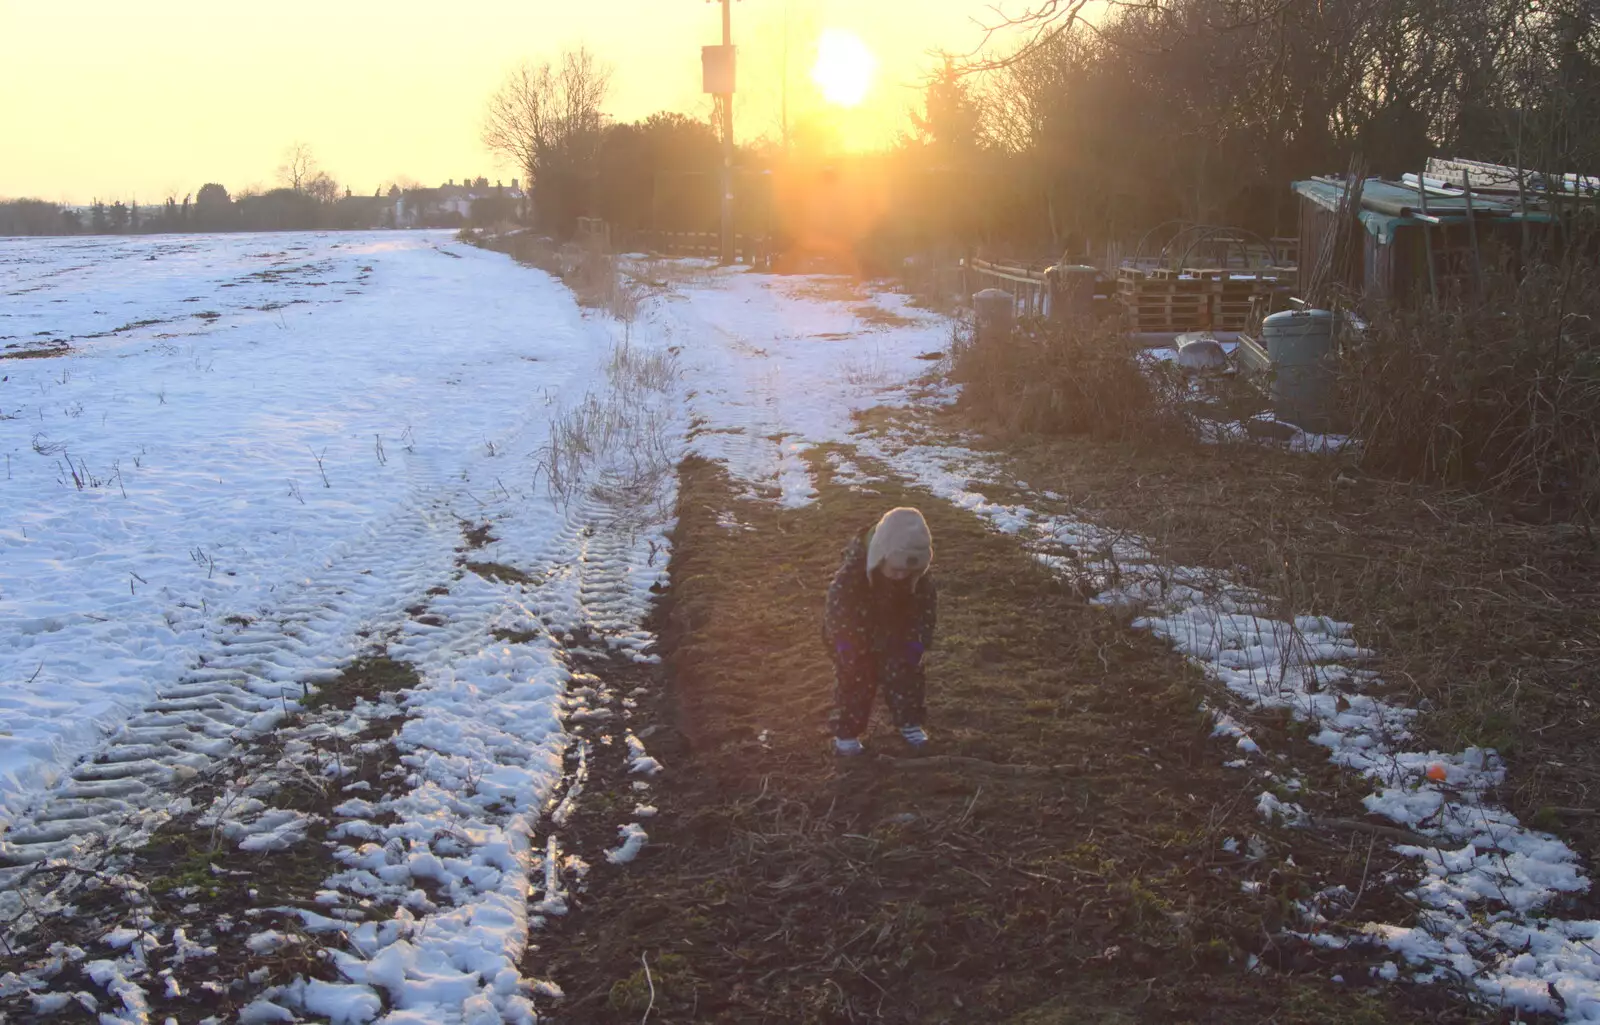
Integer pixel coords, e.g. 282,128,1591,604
811,29,877,107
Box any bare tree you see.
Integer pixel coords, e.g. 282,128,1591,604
953,0,1100,72
951,0,1312,73
306,171,340,204
955,0,1600,256
483,64,546,190
278,142,319,193
483,47,612,230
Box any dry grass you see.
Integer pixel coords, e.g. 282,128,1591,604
931,398,1600,864
0,342,71,360
951,314,1191,440
621,256,715,290
465,560,535,586
781,277,873,304
531,452,1503,1024
852,302,919,328
1340,258,1600,520
483,233,645,323
534,339,680,531
839,344,893,391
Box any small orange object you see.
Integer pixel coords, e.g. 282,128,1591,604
1426,764,1448,782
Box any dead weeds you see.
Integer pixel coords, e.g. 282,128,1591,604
781,277,873,305
301,655,419,713
0,343,71,360
927,398,1600,865
851,303,919,329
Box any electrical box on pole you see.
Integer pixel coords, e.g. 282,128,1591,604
701,44,735,95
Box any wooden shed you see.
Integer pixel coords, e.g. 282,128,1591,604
1292,167,1559,303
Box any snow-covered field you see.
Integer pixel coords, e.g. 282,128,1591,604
5,231,1600,1020
1,232,613,821
1,231,675,1020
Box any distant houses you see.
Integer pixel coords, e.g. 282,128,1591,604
0,176,528,238
393,178,525,229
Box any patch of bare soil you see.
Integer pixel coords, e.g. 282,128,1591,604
1,342,72,360
460,520,498,550
465,560,535,586
532,454,1507,1024
852,303,919,329
782,278,873,305
0,658,417,1023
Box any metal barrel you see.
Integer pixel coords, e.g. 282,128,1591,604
1262,309,1336,430
973,288,1016,346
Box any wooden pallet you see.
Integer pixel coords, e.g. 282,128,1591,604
1116,265,1291,332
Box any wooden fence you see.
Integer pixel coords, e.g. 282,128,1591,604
575,216,611,250
966,258,1119,321
966,258,1052,316
630,229,768,266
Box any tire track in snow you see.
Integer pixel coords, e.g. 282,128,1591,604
286,493,670,1022
672,304,821,509
0,492,463,875
0,301,573,877
0,424,475,876
0,491,671,1021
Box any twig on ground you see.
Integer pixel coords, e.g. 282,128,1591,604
640,952,656,1024
1347,832,1377,916
1304,816,1436,849
874,753,1076,776
309,447,330,488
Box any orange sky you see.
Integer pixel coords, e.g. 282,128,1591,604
0,1,1012,205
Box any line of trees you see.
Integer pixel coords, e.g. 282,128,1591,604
887,0,1600,259
483,49,724,239
18,0,1594,253
483,0,1600,267
0,189,381,238
0,144,492,237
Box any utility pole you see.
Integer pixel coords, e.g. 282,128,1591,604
780,0,789,151
702,0,737,265
719,0,735,265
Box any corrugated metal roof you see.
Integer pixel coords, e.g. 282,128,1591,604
1293,177,1546,243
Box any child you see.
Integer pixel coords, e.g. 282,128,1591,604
822,507,938,757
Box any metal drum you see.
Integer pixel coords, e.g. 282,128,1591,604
1262,309,1335,430
973,288,1016,346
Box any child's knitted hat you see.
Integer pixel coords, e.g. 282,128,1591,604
866,507,933,580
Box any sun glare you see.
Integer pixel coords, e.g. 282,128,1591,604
811,29,876,108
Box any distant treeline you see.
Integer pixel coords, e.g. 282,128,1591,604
485,0,1600,268
0,182,525,238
